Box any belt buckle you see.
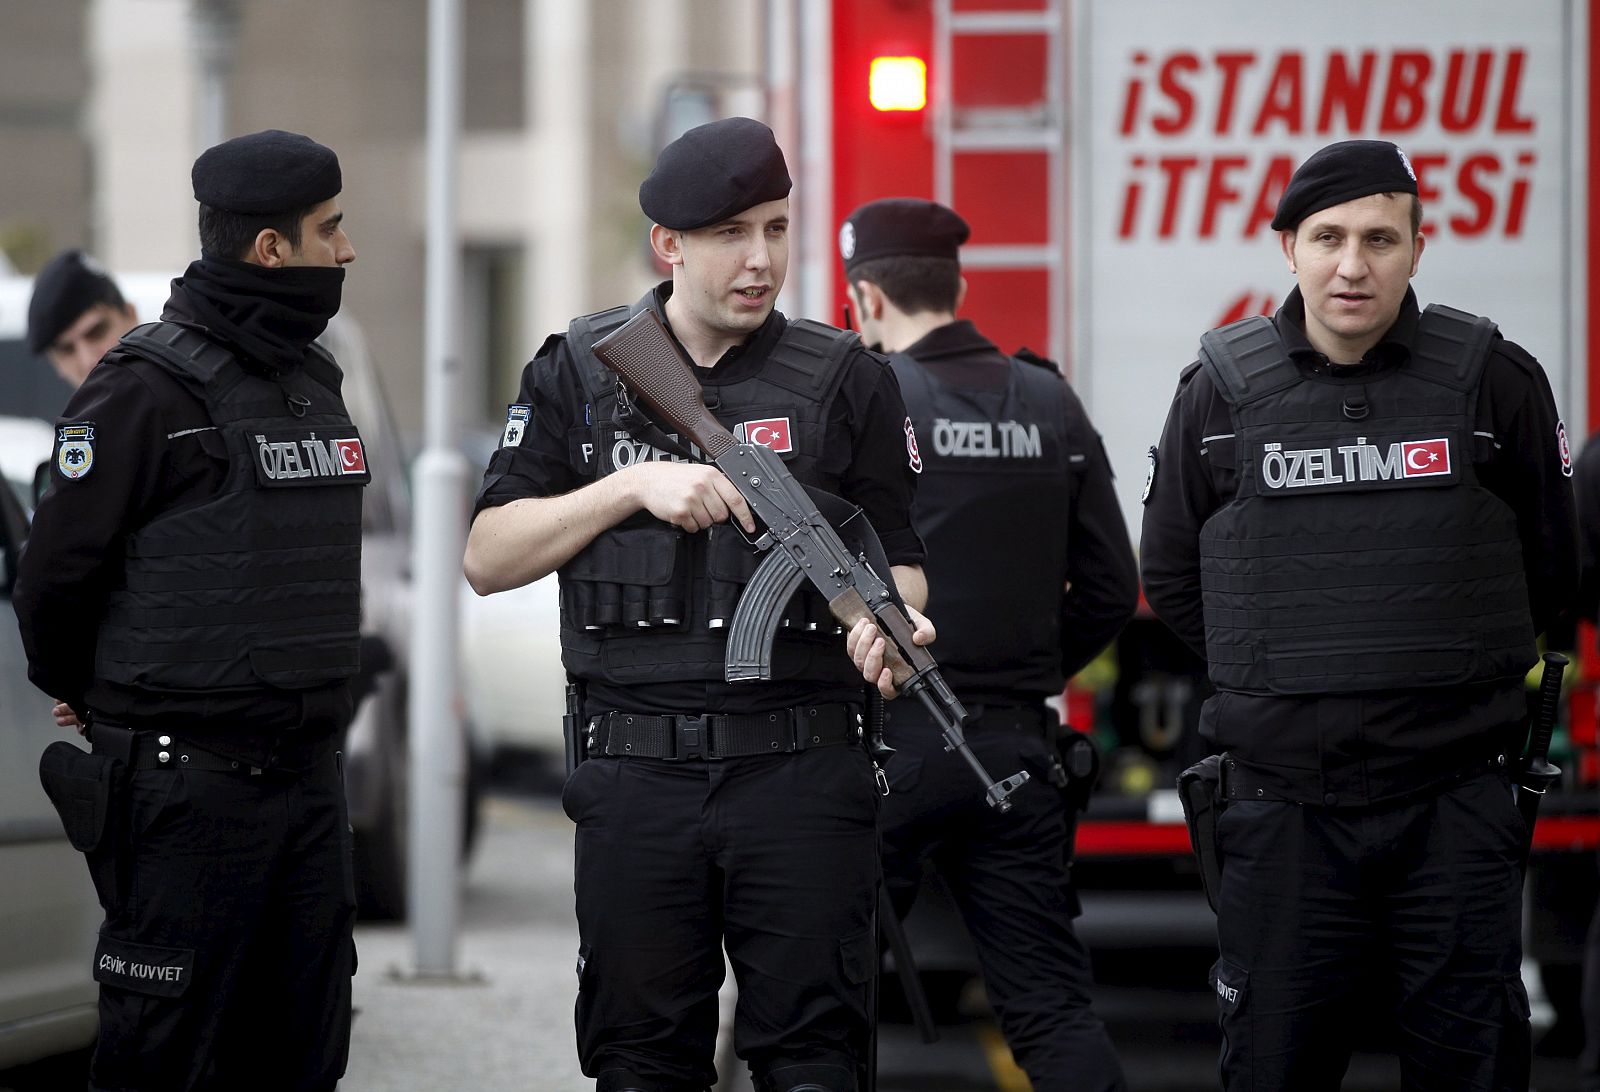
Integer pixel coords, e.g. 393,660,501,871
674,715,708,760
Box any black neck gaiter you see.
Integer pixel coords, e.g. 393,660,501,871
165,256,345,376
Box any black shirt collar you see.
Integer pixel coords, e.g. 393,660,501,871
900,319,1002,361
649,280,787,384
1273,285,1419,377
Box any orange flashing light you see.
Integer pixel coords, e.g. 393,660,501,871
869,56,927,112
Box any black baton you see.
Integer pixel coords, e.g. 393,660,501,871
1516,651,1567,858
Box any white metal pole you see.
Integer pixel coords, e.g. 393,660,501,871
191,0,240,151
409,0,469,978
797,0,832,324
765,0,801,313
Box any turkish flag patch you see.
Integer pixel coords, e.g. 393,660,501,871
1400,438,1451,478
335,437,367,475
737,417,793,453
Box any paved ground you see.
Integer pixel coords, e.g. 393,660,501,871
341,790,1593,1092
4,789,1589,1090
343,794,588,1091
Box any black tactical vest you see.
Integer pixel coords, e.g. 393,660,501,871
889,350,1077,697
1198,306,1535,695
93,322,368,695
557,296,865,687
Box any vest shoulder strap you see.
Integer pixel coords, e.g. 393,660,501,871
1009,353,1068,403
300,340,344,397
1198,316,1297,407
1012,346,1059,373
567,303,641,403
114,321,347,404
1409,303,1498,392
888,348,1067,408
763,318,860,405
112,321,241,393
885,351,930,405
568,304,634,352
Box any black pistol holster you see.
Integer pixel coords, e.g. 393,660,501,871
1178,753,1225,913
39,740,121,852
39,736,127,911
1050,723,1100,814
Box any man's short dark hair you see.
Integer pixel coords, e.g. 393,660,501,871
1404,193,1423,235
197,203,311,260
850,255,961,315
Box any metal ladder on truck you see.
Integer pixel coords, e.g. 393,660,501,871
930,0,1069,372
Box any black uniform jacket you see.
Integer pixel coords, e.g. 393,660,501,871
475,283,925,716
899,319,1138,685
1140,287,1578,805
15,296,343,747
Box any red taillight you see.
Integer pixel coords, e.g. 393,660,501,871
869,56,927,111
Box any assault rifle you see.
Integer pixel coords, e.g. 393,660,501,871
592,310,1029,812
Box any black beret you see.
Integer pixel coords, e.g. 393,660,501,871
839,198,970,275
1272,139,1418,231
639,117,792,230
192,129,342,215
27,249,124,354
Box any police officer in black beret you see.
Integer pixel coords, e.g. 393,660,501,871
1140,139,1578,1089
838,197,1133,1092
27,249,140,389
465,117,927,1092
16,128,362,1091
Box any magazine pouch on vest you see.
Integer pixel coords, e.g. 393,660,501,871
1196,306,1535,695
889,350,1077,696
559,297,862,686
92,321,367,694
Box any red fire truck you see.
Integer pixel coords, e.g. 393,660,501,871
762,0,1600,1029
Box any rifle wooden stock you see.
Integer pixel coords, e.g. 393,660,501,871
592,309,736,458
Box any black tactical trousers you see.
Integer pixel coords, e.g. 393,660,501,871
563,745,879,1092
879,704,1127,1092
1212,767,1529,1092
1580,880,1600,1091
1582,894,1600,1092
87,738,355,1092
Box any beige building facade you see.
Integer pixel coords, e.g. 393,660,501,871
4,0,767,431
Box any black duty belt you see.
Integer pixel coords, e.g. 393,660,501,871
89,725,329,775
587,703,860,761
1220,751,1510,807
